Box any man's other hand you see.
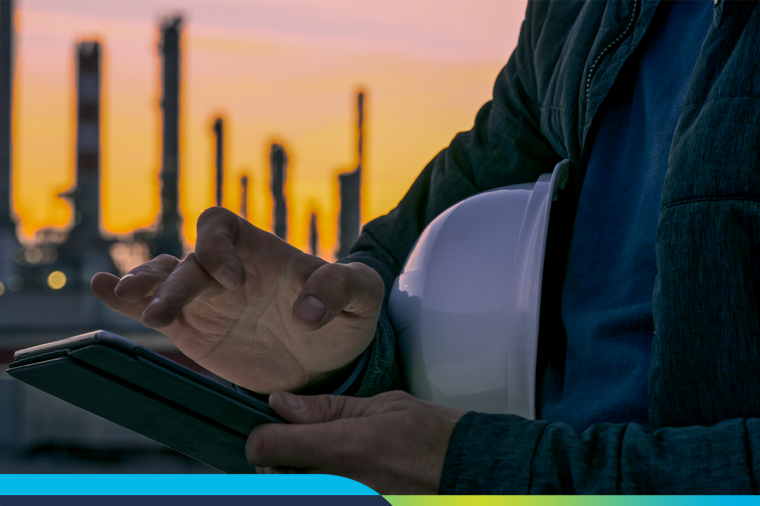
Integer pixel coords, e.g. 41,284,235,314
246,391,465,494
90,207,384,393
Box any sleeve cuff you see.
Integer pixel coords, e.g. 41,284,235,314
440,412,550,494
231,346,370,400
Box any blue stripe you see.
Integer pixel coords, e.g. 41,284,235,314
0,475,378,495
0,497,389,506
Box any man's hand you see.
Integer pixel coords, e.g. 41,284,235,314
91,207,384,393
246,390,465,494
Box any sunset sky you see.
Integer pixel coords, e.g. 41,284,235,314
12,0,527,258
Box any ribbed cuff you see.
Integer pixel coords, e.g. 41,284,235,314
440,412,549,494
231,344,370,400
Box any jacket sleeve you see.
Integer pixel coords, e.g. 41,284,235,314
338,0,760,494
440,413,759,494
340,0,562,398
341,1,563,303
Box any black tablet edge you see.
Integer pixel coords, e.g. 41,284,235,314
12,352,255,442
7,349,70,369
13,330,137,361
11,330,285,423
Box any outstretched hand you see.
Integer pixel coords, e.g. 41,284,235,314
91,207,384,393
247,390,465,494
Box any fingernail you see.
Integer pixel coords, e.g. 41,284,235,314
296,295,326,323
145,296,161,311
114,274,134,299
279,391,305,409
217,266,238,289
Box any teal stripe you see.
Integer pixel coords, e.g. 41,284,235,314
0,474,378,495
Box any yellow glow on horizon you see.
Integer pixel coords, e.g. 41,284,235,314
11,0,526,259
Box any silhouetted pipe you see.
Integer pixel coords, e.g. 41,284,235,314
335,91,364,259
213,118,223,207
55,40,118,286
73,40,102,238
308,212,319,257
269,144,288,241
0,0,13,231
240,174,249,220
156,16,183,258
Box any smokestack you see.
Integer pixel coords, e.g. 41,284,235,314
213,118,223,207
308,212,319,257
357,91,364,169
240,175,249,220
0,0,13,232
155,16,183,258
56,40,117,287
0,0,19,286
269,143,288,241
71,41,101,239
335,90,364,259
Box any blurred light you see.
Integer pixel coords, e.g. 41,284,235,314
12,248,25,265
7,275,23,292
47,271,67,290
25,247,43,264
0,281,4,296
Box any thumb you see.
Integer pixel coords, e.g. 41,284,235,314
194,207,247,291
292,262,384,329
269,391,369,424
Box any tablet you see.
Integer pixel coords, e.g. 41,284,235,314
6,330,285,473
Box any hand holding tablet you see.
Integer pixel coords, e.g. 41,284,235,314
7,330,284,473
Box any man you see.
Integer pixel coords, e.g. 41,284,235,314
92,0,760,493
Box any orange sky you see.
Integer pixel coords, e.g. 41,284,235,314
11,0,527,258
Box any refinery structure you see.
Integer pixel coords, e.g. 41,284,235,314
0,2,365,336
0,0,366,469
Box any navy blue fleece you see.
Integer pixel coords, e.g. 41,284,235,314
540,0,713,433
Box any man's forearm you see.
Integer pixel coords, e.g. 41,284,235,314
442,412,758,494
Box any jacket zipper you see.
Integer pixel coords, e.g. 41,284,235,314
585,0,640,103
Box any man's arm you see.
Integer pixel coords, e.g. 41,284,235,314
246,391,759,494
442,412,758,494
338,1,564,399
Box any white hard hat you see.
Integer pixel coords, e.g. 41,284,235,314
388,159,569,419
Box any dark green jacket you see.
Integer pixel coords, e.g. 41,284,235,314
345,0,760,493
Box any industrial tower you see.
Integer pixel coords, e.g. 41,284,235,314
153,16,184,258
213,117,224,207
335,91,364,259
58,41,117,287
270,143,288,241
0,0,18,286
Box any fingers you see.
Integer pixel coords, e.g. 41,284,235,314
247,391,422,471
194,207,246,290
247,393,365,469
268,391,415,424
113,254,181,302
91,271,154,322
247,420,346,470
269,392,356,424
292,262,384,329
92,254,218,329
91,255,180,325
141,253,220,328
